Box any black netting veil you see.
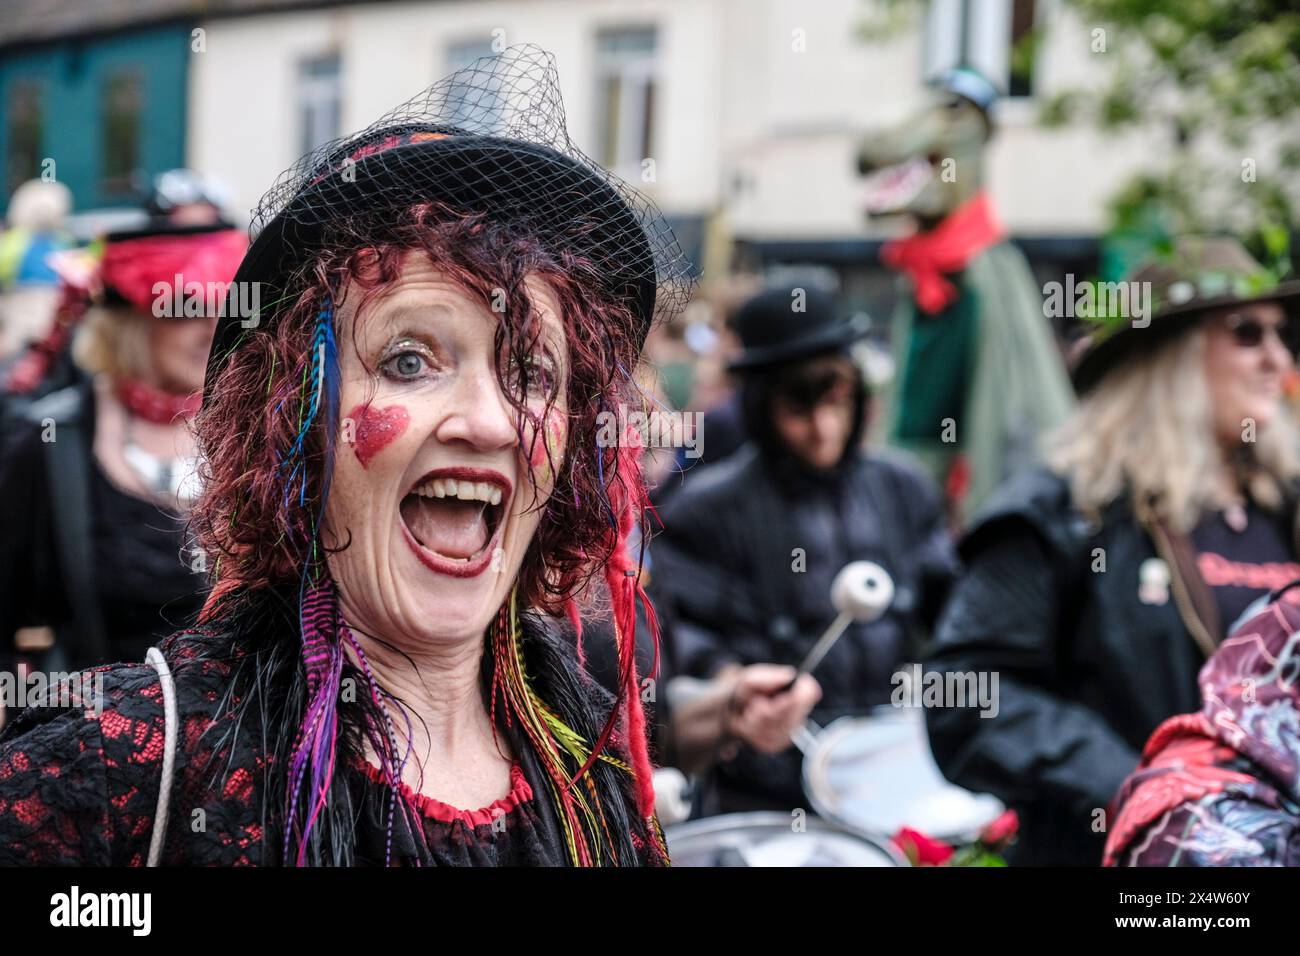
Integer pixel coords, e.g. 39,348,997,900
208,44,694,386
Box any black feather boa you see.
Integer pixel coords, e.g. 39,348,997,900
182,584,652,866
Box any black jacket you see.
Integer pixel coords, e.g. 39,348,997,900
0,588,665,866
651,439,957,812
0,378,207,672
924,466,1299,865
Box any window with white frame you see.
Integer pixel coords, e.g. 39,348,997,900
298,54,341,156
594,27,657,173
923,0,1038,98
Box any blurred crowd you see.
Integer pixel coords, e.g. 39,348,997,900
3,68,1300,868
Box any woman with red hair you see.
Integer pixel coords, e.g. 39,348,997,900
0,47,691,866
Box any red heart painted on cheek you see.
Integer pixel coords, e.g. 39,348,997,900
528,411,566,471
347,403,410,468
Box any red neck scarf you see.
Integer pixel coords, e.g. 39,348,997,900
880,191,1005,314
116,377,202,425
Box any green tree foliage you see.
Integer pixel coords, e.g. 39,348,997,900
859,0,1300,262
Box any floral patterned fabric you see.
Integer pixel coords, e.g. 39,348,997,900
1105,597,1300,866
0,625,646,866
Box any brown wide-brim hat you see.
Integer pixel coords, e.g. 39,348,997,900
1072,236,1300,394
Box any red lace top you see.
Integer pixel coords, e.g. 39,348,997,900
0,633,572,866
354,759,533,829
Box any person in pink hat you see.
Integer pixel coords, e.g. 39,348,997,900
0,222,247,677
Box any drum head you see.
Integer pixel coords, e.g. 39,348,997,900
665,812,906,867
803,711,1004,844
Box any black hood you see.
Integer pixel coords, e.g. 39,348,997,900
739,353,870,493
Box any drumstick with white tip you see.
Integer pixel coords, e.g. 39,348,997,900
775,561,894,694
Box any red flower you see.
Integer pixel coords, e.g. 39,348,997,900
979,809,1019,847
893,827,954,866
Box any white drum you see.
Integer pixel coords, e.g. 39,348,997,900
802,709,1005,845
665,812,907,867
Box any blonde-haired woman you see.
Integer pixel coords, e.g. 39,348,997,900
0,223,246,677
924,237,1300,865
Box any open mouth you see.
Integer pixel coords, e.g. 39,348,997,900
861,157,933,216
398,468,511,578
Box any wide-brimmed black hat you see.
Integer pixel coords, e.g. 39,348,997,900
728,283,871,371
1072,236,1300,394
203,45,692,404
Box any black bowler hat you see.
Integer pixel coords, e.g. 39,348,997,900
728,283,871,371
204,45,692,405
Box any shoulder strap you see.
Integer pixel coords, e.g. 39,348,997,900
145,646,179,867
1147,517,1222,658
29,384,108,667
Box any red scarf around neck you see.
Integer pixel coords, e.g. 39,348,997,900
880,191,1005,314
116,376,202,425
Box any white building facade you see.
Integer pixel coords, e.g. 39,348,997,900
187,0,1164,270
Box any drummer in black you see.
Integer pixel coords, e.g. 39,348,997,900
651,282,958,815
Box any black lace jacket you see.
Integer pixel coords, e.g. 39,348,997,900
0,597,665,867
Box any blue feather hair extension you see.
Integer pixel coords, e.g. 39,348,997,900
280,298,339,515
280,296,350,864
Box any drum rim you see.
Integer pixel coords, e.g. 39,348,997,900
664,811,910,867
802,712,1005,845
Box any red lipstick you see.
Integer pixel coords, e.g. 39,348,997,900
399,465,512,579
407,466,512,498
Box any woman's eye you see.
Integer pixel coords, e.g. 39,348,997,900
381,349,431,380
508,356,559,398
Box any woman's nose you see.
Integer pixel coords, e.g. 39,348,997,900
1263,328,1293,372
434,364,519,451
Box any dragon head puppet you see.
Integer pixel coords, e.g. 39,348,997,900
856,68,999,227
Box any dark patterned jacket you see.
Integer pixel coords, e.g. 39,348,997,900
1105,592,1300,866
0,590,664,866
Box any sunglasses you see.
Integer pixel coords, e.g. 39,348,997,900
1222,312,1298,353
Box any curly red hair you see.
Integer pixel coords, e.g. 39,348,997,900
192,201,651,616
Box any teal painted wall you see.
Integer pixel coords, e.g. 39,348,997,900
0,24,190,214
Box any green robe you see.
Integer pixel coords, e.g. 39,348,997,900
886,241,1075,515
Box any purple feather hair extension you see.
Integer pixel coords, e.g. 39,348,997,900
341,626,428,866
283,576,345,865
281,295,349,865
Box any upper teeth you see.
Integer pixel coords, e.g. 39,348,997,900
415,478,503,506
